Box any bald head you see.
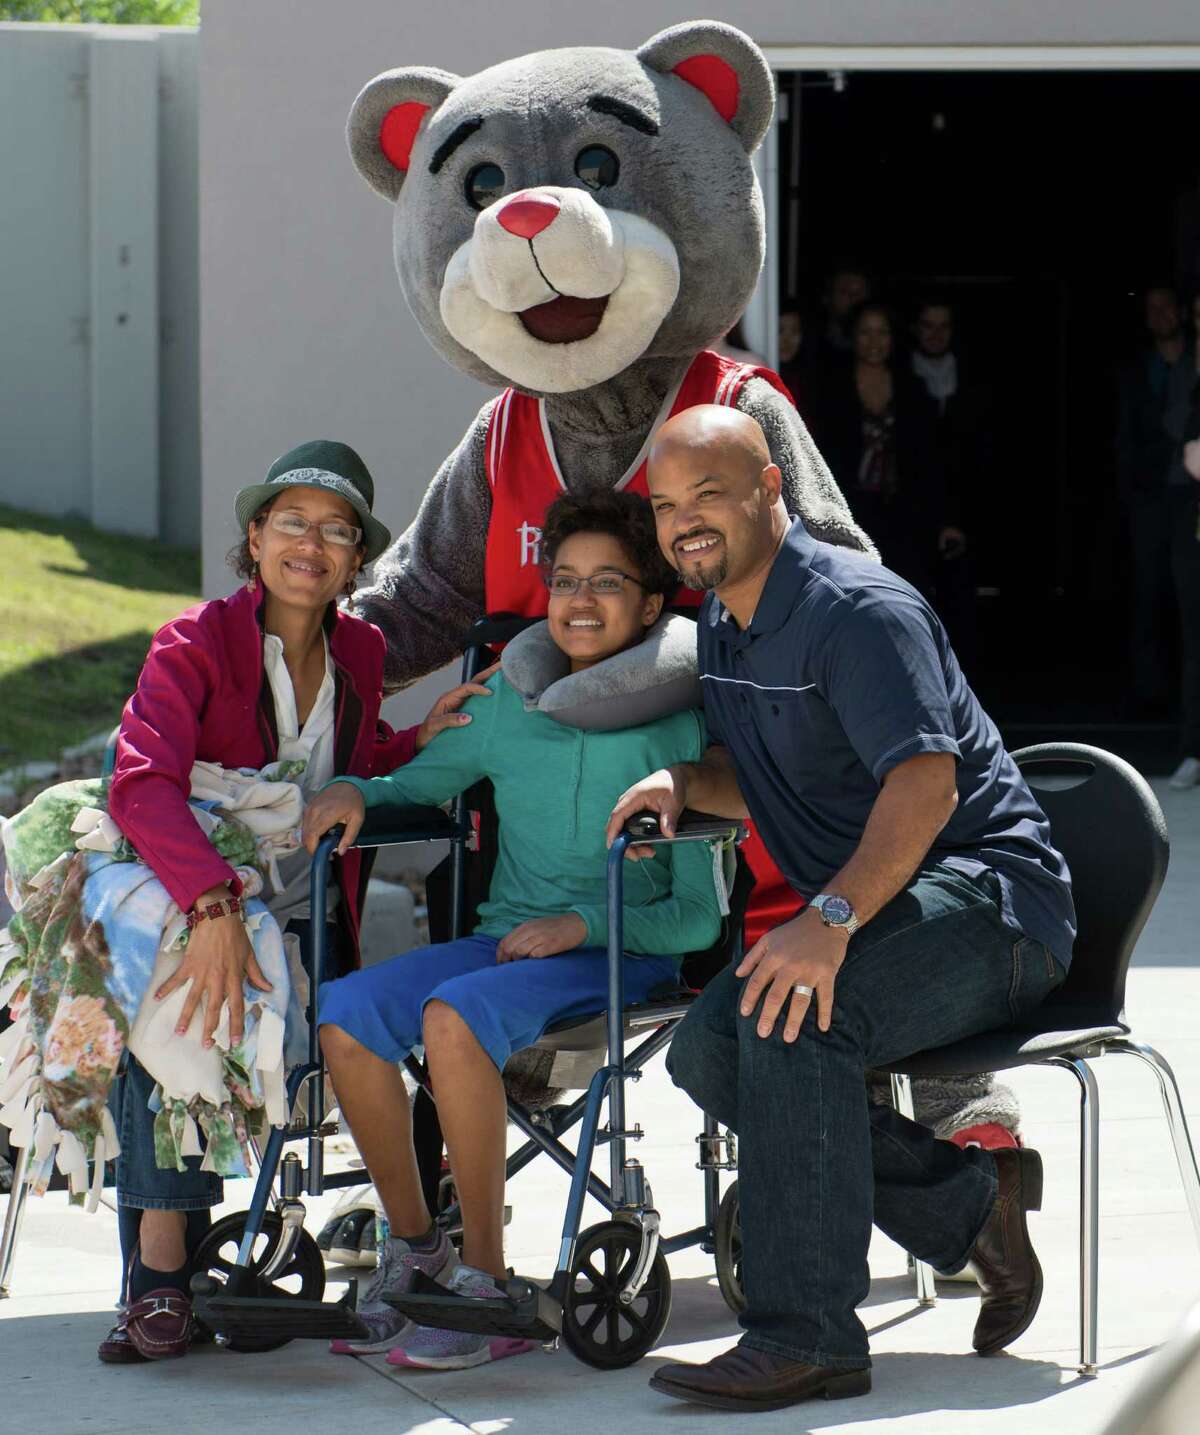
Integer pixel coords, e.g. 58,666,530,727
650,404,772,481
647,404,787,597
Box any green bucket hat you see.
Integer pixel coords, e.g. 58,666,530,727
234,439,392,563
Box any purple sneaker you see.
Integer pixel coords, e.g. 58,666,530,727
386,1264,538,1371
330,1228,457,1355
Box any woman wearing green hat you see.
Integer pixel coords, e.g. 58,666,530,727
97,440,491,1363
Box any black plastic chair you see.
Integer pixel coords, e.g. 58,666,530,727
883,743,1200,1374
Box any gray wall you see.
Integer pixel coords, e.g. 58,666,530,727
0,22,198,544
198,0,1200,730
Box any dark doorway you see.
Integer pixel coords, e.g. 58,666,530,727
778,70,1200,770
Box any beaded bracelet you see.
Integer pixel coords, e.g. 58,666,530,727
185,895,245,930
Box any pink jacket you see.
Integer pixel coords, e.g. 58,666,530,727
109,579,418,968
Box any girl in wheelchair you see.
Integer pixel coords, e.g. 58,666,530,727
303,490,721,1372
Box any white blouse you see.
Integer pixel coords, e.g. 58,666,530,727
262,632,338,924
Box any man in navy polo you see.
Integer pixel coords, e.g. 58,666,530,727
608,404,1076,1413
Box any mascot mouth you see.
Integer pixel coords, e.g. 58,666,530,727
518,294,609,344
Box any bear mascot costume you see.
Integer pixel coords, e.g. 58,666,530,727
344,20,1018,1160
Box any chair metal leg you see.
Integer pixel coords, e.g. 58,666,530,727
889,1072,937,1306
0,1144,32,1299
1105,1039,1200,1250
1049,1055,1099,1375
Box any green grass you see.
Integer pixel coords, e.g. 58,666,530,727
0,504,201,767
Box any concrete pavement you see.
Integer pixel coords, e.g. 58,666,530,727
2,779,1199,1434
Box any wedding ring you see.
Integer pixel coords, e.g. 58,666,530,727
792,983,814,997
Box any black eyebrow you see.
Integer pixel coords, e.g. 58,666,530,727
429,116,485,174
586,94,658,137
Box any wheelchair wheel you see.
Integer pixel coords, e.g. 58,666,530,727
192,1211,325,1352
561,1220,672,1369
714,1181,746,1315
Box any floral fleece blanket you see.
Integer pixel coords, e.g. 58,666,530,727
0,762,309,1208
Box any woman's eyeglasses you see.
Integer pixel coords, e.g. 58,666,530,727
543,570,645,597
266,511,362,547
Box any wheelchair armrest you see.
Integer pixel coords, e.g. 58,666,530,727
351,803,464,848
623,808,745,845
312,806,463,859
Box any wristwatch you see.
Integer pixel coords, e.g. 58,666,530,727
811,892,860,936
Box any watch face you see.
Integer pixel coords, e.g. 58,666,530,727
820,895,853,926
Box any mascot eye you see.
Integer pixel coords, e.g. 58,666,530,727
465,162,506,210
574,145,620,190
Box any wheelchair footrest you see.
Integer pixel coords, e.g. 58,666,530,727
191,1275,369,1344
383,1270,562,1341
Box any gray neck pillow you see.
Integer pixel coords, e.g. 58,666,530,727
501,613,700,731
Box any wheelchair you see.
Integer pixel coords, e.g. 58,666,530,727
189,616,752,1369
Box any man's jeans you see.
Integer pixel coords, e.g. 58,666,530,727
666,862,1065,1369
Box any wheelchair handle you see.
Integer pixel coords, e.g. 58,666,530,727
624,809,745,845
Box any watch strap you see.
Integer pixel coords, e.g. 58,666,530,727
813,892,860,936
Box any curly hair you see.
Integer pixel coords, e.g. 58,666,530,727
540,490,678,599
226,497,275,580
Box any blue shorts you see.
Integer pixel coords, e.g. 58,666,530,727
317,934,680,1072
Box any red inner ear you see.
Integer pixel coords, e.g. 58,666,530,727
672,54,739,124
379,101,430,173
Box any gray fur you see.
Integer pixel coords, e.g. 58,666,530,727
636,20,775,154
868,1072,1022,1142
359,403,493,689
348,67,460,202
349,27,769,389
348,26,1012,1161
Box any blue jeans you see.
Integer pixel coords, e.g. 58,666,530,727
666,863,1065,1369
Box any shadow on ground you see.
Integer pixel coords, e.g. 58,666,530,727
0,504,199,597
0,634,151,765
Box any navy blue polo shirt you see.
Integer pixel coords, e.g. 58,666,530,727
699,518,1076,966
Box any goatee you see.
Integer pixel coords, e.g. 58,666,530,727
681,555,729,591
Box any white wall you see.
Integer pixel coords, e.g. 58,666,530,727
197,0,1200,729
0,22,199,544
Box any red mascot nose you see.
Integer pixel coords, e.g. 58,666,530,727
496,193,560,239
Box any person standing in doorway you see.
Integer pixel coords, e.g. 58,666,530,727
811,302,955,599
817,261,873,363
910,295,991,668
1115,286,1196,759
1166,294,1200,789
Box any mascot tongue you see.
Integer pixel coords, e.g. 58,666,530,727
519,294,608,344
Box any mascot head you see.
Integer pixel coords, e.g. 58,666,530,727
348,21,774,396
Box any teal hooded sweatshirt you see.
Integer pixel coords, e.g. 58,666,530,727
339,674,721,961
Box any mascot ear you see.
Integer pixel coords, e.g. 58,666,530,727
637,20,774,154
347,66,461,201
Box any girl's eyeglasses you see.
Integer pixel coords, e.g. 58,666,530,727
543,570,646,597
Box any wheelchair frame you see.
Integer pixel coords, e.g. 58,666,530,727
191,625,747,1366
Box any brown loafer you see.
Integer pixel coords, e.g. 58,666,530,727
125,1287,193,1360
970,1146,1044,1355
97,1315,150,1364
649,1344,871,1411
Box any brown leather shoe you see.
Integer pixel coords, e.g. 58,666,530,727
970,1146,1044,1355
125,1288,193,1360
97,1315,150,1364
649,1344,871,1411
